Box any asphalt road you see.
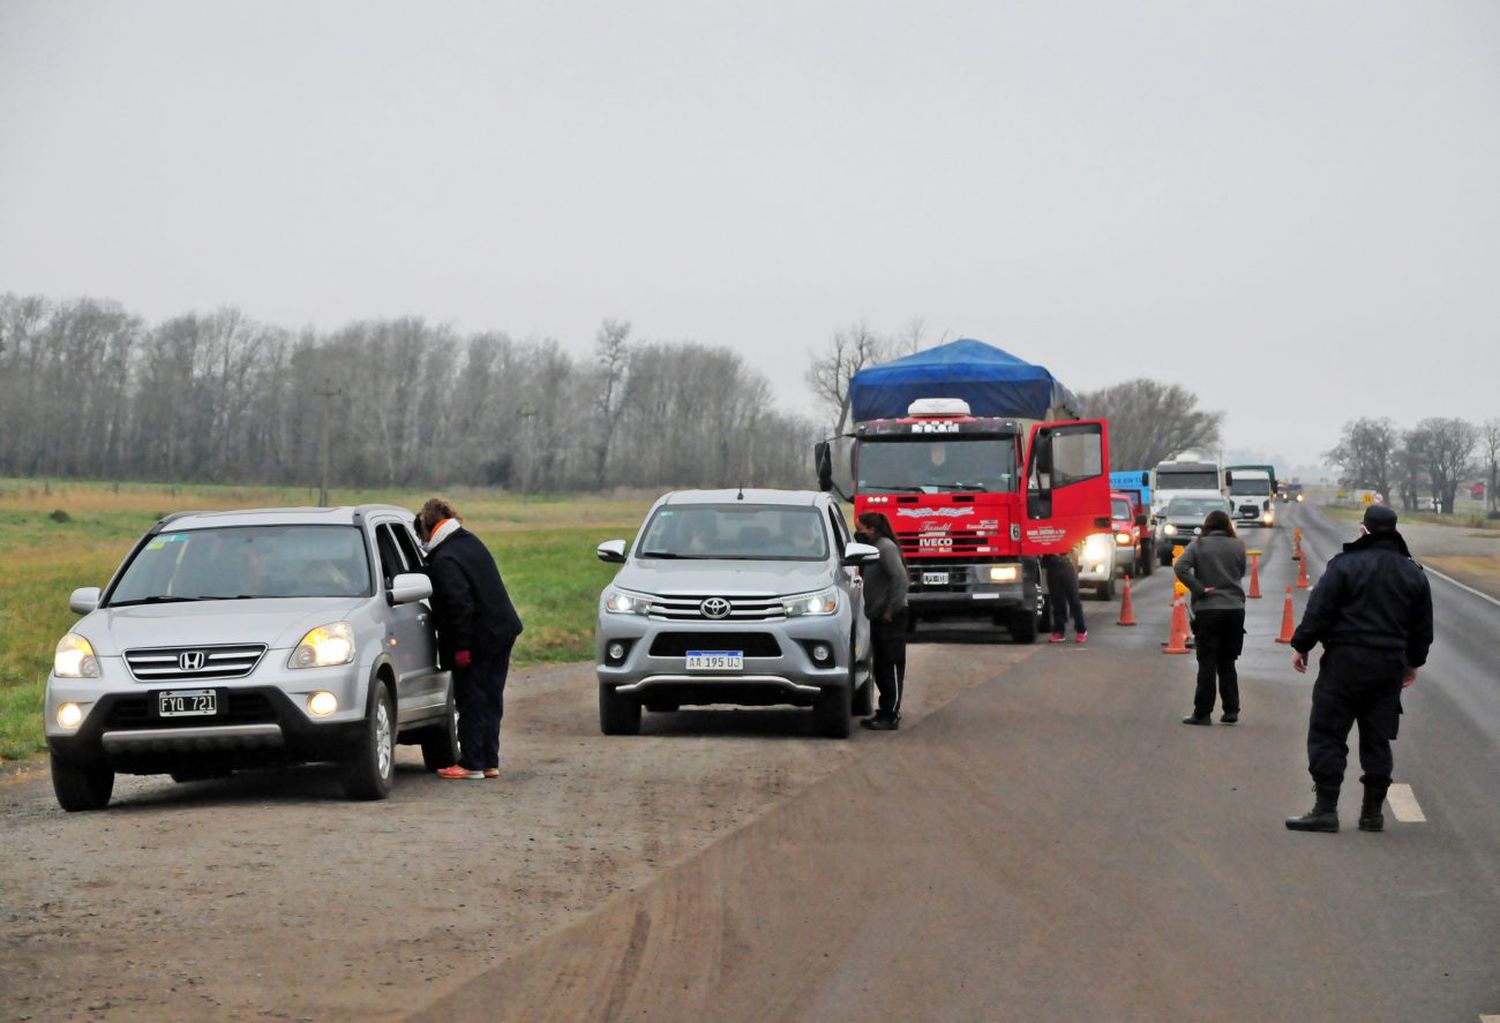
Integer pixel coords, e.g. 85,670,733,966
415,502,1500,1023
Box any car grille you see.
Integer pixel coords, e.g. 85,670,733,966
124,644,268,682
648,595,786,621
103,691,279,729
1237,504,1261,516
648,632,783,657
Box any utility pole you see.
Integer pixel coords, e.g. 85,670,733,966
315,378,343,508
518,403,537,500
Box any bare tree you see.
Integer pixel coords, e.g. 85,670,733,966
804,322,889,432
1410,417,1478,514
1482,418,1500,514
1077,379,1222,469
590,319,631,484
1391,437,1426,513
1325,417,1397,499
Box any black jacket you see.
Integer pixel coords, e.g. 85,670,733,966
1290,531,1433,667
426,528,523,667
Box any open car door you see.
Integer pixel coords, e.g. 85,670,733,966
1021,420,1112,556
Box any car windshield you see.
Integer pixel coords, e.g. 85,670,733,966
1157,470,1220,491
1166,498,1229,519
636,505,829,561
109,525,372,604
857,438,1017,494
1112,498,1132,520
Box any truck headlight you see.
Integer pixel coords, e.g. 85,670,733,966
289,622,356,669
603,588,653,615
1163,523,1178,536
54,633,101,678
783,588,839,616
988,565,1019,583
1115,532,1133,546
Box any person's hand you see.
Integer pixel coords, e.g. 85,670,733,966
1291,651,1307,674
1402,666,1419,689
882,610,893,623
455,649,472,669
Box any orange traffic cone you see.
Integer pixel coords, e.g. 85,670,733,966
1163,597,1191,654
1247,552,1263,599
1295,550,1310,590
1117,576,1137,626
1292,528,1303,561
1274,586,1297,644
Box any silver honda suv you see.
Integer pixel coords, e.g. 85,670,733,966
594,490,878,738
43,506,456,811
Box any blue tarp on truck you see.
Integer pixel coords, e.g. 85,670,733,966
848,338,1083,423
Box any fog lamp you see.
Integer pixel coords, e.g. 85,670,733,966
811,643,832,663
307,691,338,717
607,642,626,662
56,702,84,729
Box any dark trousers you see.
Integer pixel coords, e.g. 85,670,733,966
454,642,513,770
1307,646,1405,789
1049,579,1087,635
1190,608,1245,717
870,611,908,717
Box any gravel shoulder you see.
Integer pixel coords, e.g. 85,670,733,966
0,636,1033,1022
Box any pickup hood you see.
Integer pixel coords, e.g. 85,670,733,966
76,597,367,656
611,560,836,598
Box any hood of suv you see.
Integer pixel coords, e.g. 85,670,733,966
612,559,836,598
77,597,367,656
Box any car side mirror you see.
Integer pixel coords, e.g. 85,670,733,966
69,587,101,614
841,541,881,567
388,572,432,606
596,539,627,563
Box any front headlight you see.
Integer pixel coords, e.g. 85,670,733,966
1083,534,1112,557
603,588,653,615
289,621,356,669
783,587,839,616
1163,523,1178,536
988,565,1020,583
1115,532,1134,546
54,633,101,678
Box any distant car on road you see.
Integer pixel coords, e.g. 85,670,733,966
44,506,456,811
1156,496,1234,566
593,489,877,738
1109,490,1152,580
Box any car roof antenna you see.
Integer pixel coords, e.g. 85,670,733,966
736,483,745,501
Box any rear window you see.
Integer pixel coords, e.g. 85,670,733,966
109,525,372,604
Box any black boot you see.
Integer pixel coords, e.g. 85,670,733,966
1285,784,1340,832
1359,781,1389,832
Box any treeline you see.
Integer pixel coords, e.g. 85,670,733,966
0,294,816,492
1327,417,1500,515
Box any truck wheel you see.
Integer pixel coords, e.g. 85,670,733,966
343,684,395,801
51,753,114,812
599,684,642,735
419,702,460,771
814,681,852,739
850,638,873,717
1009,609,1039,644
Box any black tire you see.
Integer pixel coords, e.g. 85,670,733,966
1009,608,1039,644
1096,578,1115,602
419,702,459,772
51,752,114,812
599,684,642,735
814,681,852,739
343,683,395,801
1160,548,1174,568
850,638,874,717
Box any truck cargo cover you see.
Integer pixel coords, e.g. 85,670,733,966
849,338,1083,423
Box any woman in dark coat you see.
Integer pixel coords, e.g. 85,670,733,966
1173,509,1247,725
855,511,909,731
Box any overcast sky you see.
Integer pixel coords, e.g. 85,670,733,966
3,1,1498,469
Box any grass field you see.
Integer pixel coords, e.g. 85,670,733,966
0,478,652,763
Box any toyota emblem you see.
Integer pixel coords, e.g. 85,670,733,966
699,597,732,619
178,650,207,672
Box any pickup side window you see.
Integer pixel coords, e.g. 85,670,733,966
826,506,852,552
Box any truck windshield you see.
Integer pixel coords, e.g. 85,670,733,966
1157,470,1219,491
109,525,373,604
1112,498,1132,520
1230,479,1272,496
857,438,1017,494
636,505,829,561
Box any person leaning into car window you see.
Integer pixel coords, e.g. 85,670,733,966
416,499,524,780
855,511,909,731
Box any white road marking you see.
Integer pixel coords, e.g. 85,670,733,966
1477,1015,1500,1022
1423,564,1500,609
1386,783,1426,823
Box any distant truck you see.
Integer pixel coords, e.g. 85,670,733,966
1108,470,1154,573
817,339,1112,643
1151,455,1225,518
1225,464,1277,528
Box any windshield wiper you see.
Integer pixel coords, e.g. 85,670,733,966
934,483,988,492
108,595,207,607
863,484,925,493
638,551,716,560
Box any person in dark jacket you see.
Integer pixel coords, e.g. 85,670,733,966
1285,504,1433,832
1173,510,1247,725
1044,550,1087,644
855,511,909,731
416,498,524,780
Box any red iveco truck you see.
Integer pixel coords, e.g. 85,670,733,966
815,339,1113,643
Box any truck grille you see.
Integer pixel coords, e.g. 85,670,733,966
649,633,783,657
124,644,268,682
897,530,1007,557
648,595,786,621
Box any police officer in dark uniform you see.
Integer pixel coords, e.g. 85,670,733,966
1285,504,1433,832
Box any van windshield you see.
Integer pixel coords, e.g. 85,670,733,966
857,438,1017,494
1157,470,1219,491
636,505,829,562
109,525,372,604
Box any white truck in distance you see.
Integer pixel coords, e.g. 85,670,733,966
1151,454,1225,563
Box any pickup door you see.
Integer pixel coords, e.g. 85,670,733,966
1021,420,1112,556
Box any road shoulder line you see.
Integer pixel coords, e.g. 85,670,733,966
1386,783,1426,823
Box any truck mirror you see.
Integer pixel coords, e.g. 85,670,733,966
1224,470,1234,486
814,441,834,493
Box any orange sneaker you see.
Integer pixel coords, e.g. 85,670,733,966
436,765,483,780
483,768,500,779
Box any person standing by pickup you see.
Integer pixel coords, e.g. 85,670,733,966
1173,510,1247,725
855,511,909,731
